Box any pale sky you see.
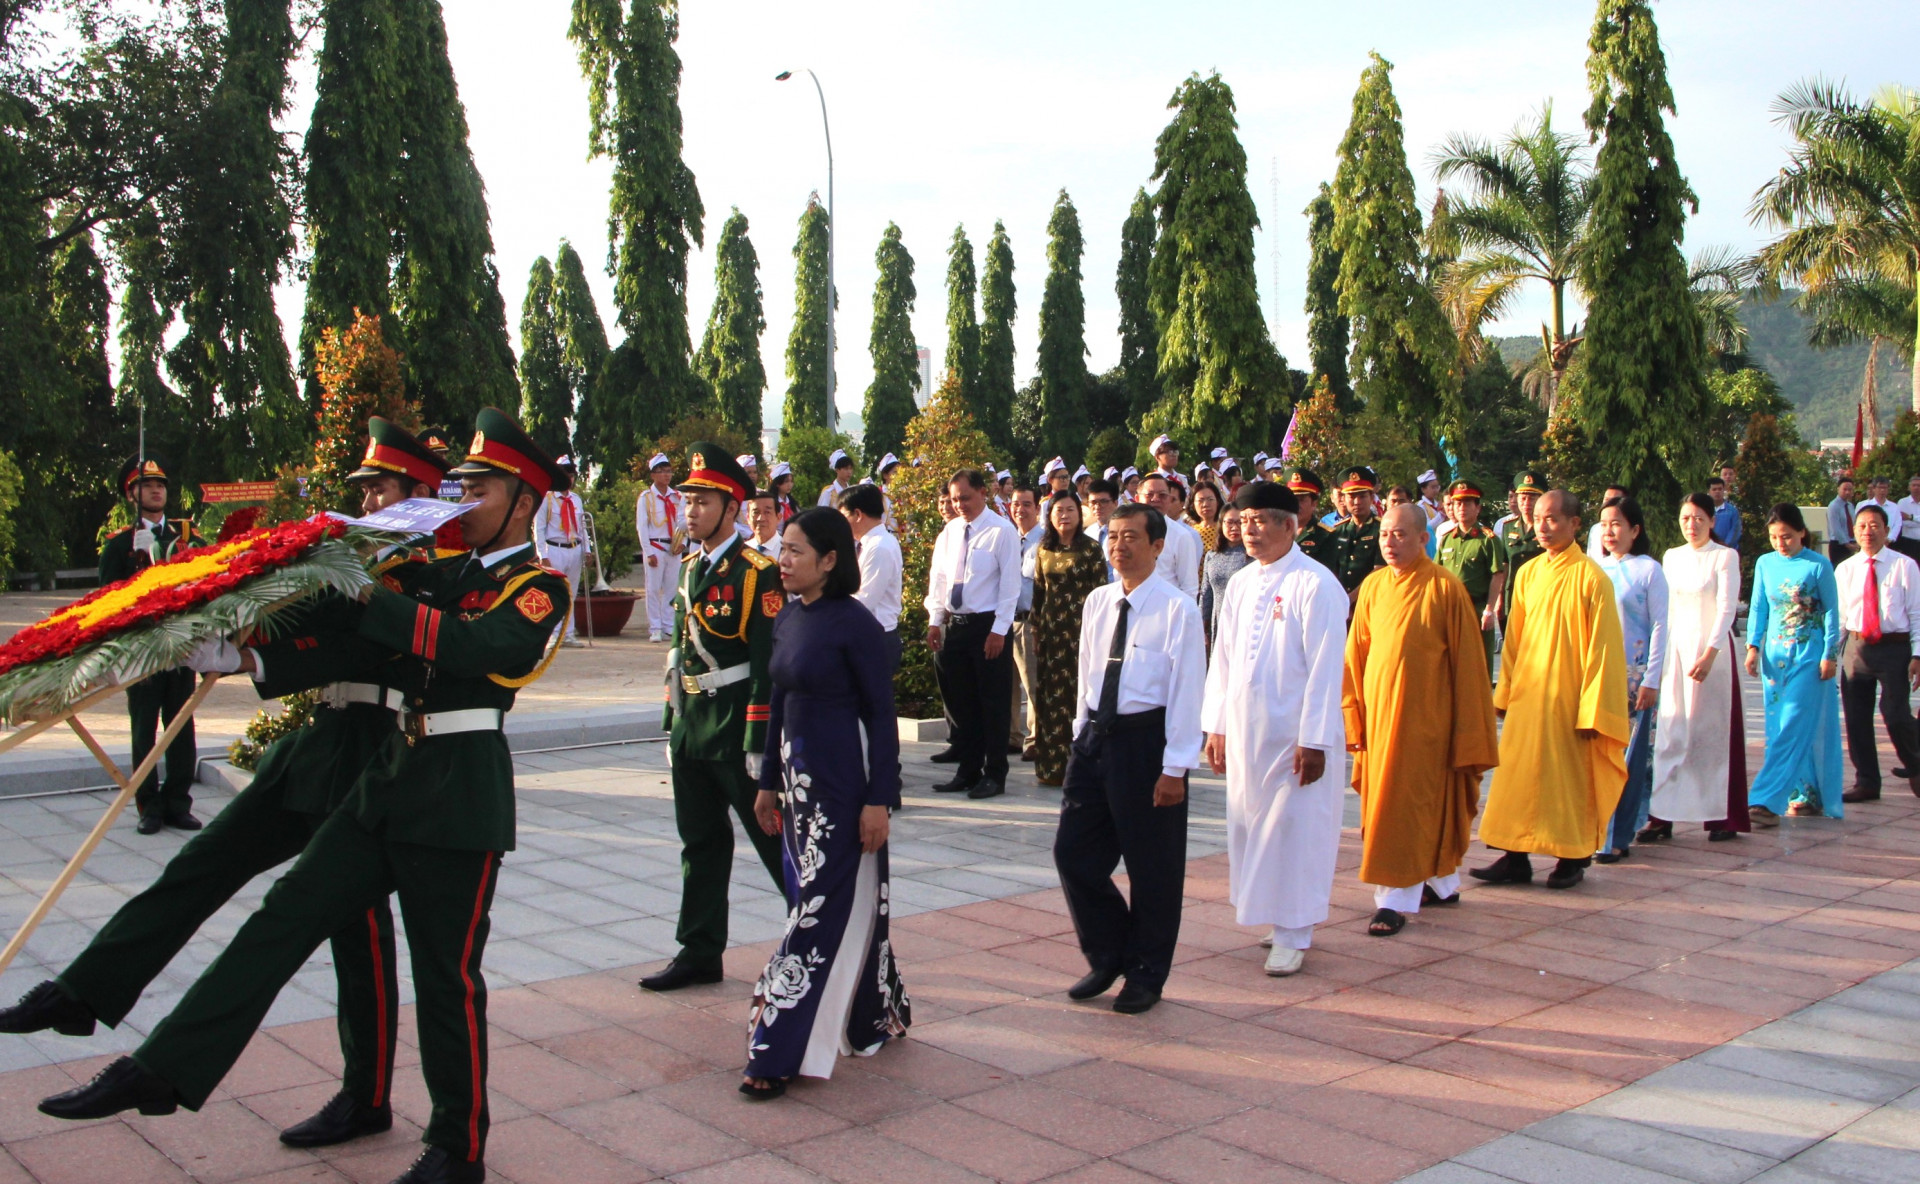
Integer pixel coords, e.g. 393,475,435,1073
267,0,1920,434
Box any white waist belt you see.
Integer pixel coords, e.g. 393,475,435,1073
399,707,504,740
323,682,405,711
682,663,750,696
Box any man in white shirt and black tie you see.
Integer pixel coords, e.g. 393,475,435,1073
838,484,904,672
925,469,1022,798
1054,502,1205,1015
1837,503,1920,803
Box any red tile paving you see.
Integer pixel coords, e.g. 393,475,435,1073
3,791,1920,1182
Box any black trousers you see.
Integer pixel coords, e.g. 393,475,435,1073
1841,631,1920,791
671,755,785,962
127,667,198,818
934,613,1012,782
1052,712,1187,992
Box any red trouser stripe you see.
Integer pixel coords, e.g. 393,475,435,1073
411,603,429,655
456,853,497,1161
424,607,443,661
366,909,390,1107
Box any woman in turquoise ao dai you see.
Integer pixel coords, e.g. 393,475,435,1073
1744,503,1845,820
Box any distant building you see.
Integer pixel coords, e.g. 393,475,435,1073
915,347,934,409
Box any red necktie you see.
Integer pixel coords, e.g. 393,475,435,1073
1865,554,1883,643
558,495,579,542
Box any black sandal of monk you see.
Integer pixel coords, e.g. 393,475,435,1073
1635,820,1673,843
739,1076,788,1101
1368,908,1406,937
1421,884,1460,906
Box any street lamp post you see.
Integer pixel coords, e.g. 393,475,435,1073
776,68,834,430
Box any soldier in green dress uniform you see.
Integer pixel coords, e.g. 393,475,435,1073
1435,476,1509,677
38,408,571,1184
639,445,787,992
1332,465,1386,604
1497,469,1547,627
1286,467,1344,573
1,418,453,1149
100,454,208,834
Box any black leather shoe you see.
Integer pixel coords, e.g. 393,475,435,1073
1707,828,1739,842
388,1145,484,1184
1112,981,1161,1014
638,957,723,992
1893,767,1910,779
1067,967,1121,1001
1844,786,1882,803
279,1089,393,1147
163,810,202,831
0,981,95,1036
929,747,961,764
39,1056,177,1119
932,775,973,793
1020,747,1036,762
1007,742,1024,755
1546,858,1589,890
966,777,1005,799
1469,852,1532,884
135,812,164,836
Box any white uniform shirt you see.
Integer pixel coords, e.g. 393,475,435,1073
533,491,588,554
1015,522,1044,614
1072,574,1206,776
852,522,903,632
1897,496,1920,544
635,484,682,552
1836,546,1920,634
1157,516,1203,600
924,508,1021,634
818,479,849,508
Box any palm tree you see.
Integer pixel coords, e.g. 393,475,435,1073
1431,103,1594,386
1687,246,1758,360
1753,80,1920,412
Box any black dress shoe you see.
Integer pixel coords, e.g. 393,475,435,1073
1112,981,1160,1014
1893,767,1910,779
388,1145,485,1184
135,812,164,836
1844,786,1882,803
0,981,95,1036
1021,748,1036,762
929,747,961,764
1594,848,1627,864
279,1089,393,1147
966,777,1005,799
1007,742,1024,755
1545,858,1589,890
1635,819,1673,843
39,1056,177,1119
638,957,723,992
1067,966,1121,1001
1469,851,1533,884
163,810,202,831
932,775,973,793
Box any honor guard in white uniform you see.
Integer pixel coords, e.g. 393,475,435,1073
533,456,589,646
818,449,855,506
636,453,684,642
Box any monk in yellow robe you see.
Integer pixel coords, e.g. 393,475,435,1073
1344,505,1500,935
1474,490,1629,891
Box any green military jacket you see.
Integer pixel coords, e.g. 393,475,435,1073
99,518,203,584
1497,515,1543,618
665,535,784,762
1437,525,1508,612
1297,520,1343,573
1332,515,1384,592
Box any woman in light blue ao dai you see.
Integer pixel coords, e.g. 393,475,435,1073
1744,503,1844,820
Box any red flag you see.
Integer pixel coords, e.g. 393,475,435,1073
1853,404,1865,471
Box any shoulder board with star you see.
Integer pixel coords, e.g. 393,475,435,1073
107,525,133,541
740,546,773,571
681,552,700,566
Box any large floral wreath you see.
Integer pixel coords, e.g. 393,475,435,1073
0,517,371,722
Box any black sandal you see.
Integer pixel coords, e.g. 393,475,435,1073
739,1076,788,1101
1421,884,1460,906
1368,908,1406,936
1634,820,1673,843
1594,847,1629,864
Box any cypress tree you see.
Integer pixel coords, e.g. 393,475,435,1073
1329,53,1456,465
518,256,572,454
783,195,831,433
1115,187,1156,423
1302,181,1354,409
862,222,918,466
1037,190,1090,461
551,240,613,466
391,0,519,429
570,0,704,476
978,220,1016,450
695,208,768,443
1148,72,1287,460
1575,0,1712,508
943,225,980,408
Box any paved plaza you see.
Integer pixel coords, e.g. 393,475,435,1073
0,706,1915,1181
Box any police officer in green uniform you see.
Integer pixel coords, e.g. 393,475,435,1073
100,454,208,834
1497,469,1547,626
1435,476,1510,678
1332,465,1385,603
1286,467,1344,573
640,445,787,992
0,418,452,1148
38,408,571,1184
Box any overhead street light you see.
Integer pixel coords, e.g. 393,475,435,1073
776,68,835,429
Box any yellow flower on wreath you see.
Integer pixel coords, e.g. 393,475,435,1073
50,536,258,631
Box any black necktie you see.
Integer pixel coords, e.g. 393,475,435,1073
1094,597,1131,734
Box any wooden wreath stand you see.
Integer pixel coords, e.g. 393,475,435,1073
0,674,223,976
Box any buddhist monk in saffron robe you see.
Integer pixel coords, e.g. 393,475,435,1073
1344,505,1501,935
1474,490,1629,891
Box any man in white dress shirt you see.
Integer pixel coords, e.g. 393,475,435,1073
1202,481,1348,976
744,490,783,561
1893,474,1920,563
1837,504,1920,803
839,484,905,672
1054,503,1205,1014
925,470,1022,799
1861,476,1905,549
1139,473,1201,599
1008,485,1045,755
634,453,683,642
818,449,855,506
